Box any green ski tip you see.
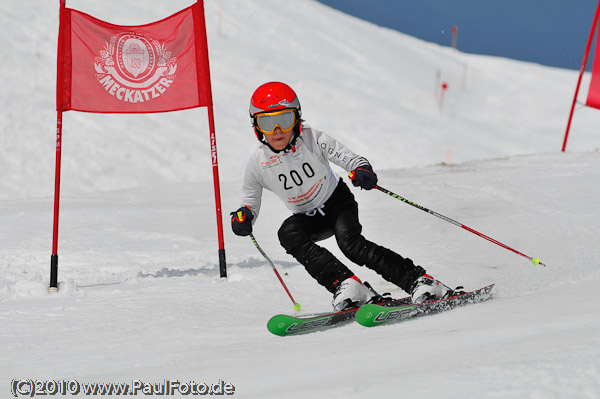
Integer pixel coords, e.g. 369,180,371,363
355,303,416,327
355,304,382,327
267,313,337,336
267,314,297,336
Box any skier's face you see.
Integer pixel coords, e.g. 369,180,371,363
264,126,293,151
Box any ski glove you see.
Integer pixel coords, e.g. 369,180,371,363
231,206,253,236
350,164,378,190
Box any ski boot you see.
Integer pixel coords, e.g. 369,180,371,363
332,275,373,311
410,274,453,304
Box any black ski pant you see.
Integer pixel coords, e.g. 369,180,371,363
278,180,425,293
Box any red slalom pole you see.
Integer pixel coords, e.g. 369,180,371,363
50,0,67,293
562,0,600,152
451,25,458,49
207,104,227,280
250,234,301,311
50,111,64,292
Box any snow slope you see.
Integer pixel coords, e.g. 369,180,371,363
1,0,600,398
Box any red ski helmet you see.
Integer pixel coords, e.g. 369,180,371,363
249,82,302,151
249,82,301,118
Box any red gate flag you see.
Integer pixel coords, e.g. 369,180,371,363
562,0,600,152
51,0,227,293
57,3,212,113
587,16,600,109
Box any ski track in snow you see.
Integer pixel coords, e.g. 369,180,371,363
1,0,600,398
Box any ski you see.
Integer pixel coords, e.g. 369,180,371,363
267,284,494,335
355,284,495,328
267,296,412,336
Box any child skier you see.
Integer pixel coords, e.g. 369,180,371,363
231,82,453,311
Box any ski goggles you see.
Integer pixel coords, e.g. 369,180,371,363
255,109,297,134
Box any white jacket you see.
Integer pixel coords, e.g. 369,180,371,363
240,124,369,221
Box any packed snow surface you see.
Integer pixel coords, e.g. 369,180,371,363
1,0,599,398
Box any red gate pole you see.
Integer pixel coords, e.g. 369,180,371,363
50,0,67,293
50,111,63,293
195,0,226,279
562,0,600,152
207,104,227,279
451,26,458,49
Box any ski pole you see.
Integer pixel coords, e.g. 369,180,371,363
250,234,302,311
349,173,545,267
